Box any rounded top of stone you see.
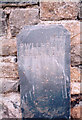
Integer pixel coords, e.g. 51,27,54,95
20,24,69,33
17,24,70,44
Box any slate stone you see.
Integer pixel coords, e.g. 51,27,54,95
17,25,70,119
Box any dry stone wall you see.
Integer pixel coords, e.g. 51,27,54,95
0,1,81,119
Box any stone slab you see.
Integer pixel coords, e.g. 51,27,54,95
17,25,70,119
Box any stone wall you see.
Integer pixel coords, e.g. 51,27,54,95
0,1,81,119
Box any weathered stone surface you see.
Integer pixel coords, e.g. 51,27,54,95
71,31,80,66
71,44,80,66
40,20,80,66
71,82,80,95
71,67,80,82
0,37,17,56
0,56,18,79
0,78,19,93
0,63,18,79
40,2,79,21
17,25,70,119
0,9,7,36
9,8,39,36
71,32,80,46
71,95,80,103
2,93,21,118
0,56,17,63
71,101,82,118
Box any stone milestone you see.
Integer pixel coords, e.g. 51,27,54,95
17,25,70,119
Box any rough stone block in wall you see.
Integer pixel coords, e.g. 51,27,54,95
0,37,17,56
0,63,18,79
0,56,17,63
0,56,18,79
40,20,80,66
40,2,79,21
1,93,22,118
70,67,80,95
71,67,80,82
71,102,82,119
9,8,39,37
0,78,19,94
0,9,7,36
71,44,80,66
71,82,80,95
